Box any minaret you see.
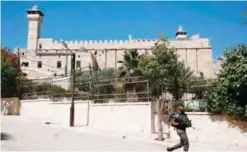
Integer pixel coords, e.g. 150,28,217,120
26,5,44,50
128,34,132,41
175,25,187,40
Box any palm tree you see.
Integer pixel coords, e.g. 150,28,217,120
189,72,208,100
168,66,194,102
118,49,142,102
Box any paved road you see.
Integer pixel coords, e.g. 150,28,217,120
1,116,166,151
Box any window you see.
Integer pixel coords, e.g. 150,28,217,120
57,61,62,68
22,52,24,56
39,43,42,49
21,62,29,67
76,61,81,68
37,61,42,68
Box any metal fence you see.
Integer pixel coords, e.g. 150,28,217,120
159,78,216,112
20,72,216,112
92,76,150,103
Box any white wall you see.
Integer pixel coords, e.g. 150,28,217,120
20,100,153,134
20,100,247,150
88,102,152,135
21,99,51,120
21,100,89,126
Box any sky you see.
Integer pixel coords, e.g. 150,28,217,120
1,1,247,59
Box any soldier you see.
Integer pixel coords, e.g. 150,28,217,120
167,105,191,152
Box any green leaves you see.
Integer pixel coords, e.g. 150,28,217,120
118,49,142,92
118,49,142,78
138,36,194,99
1,59,19,98
205,44,247,117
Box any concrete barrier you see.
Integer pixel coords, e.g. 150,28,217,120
1,97,21,115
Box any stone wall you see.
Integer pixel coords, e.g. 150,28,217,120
16,36,214,78
1,97,21,115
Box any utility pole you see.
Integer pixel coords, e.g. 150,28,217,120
65,54,68,77
70,53,76,127
17,48,21,98
89,64,93,100
174,76,179,110
36,44,89,127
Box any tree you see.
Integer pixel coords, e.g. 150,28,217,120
186,72,207,99
75,70,92,92
139,36,184,141
118,49,142,102
1,47,19,68
1,59,19,98
1,47,24,98
206,44,247,117
167,66,194,101
93,68,118,103
139,36,183,98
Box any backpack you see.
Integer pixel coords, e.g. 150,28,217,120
170,112,192,129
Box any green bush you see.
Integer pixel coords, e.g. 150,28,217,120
204,44,247,118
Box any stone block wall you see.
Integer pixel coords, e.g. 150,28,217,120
16,35,214,78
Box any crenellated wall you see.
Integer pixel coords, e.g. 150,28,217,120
37,36,210,50
16,34,214,79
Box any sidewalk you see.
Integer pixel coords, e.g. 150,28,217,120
46,122,247,151
9,115,247,151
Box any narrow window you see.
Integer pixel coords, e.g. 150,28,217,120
57,61,62,68
37,61,42,68
76,61,81,68
39,43,42,49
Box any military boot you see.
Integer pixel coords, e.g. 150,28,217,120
167,147,174,152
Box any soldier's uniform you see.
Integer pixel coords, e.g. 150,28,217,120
167,112,190,152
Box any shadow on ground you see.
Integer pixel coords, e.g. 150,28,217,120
1,132,12,140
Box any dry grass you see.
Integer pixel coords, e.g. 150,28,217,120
209,114,247,133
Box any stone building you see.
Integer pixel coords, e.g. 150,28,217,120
14,5,215,79
213,57,225,75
